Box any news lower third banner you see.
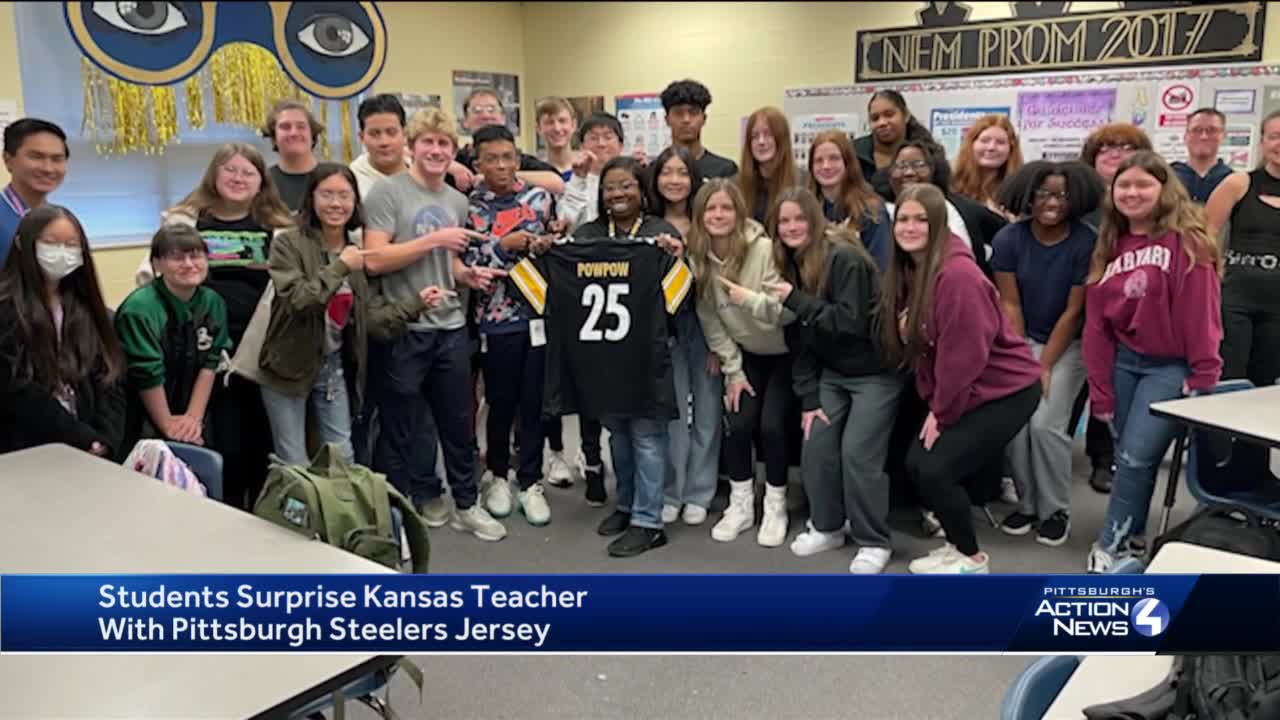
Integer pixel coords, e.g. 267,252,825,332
2,574,1278,654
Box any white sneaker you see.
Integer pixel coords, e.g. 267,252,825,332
480,470,513,518
908,545,989,574
756,485,788,547
517,484,551,526
1087,544,1115,574
790,520,845,557
662,503,680,524
419,496,449,528
450,504,507,542
546,450,573,488
850,547,892,575
681,504,708,525
921,510,945,538
711,479,755,542
1000,476,1019,504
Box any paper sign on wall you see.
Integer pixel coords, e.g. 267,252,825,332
1157,80,1200,128
1214,88,1256,115
1017,88,1116,161
929,107,1010,162
1154,130,1188,164
614,93,670,161
1224,125,1255,170
791,114,858,167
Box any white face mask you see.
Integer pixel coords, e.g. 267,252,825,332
35,242,84,281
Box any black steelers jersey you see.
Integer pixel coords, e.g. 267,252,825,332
509,238,692,420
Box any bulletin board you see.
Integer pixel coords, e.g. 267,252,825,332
783,62,1280,170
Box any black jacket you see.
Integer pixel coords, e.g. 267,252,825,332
783,244,890,411
0,297,126,458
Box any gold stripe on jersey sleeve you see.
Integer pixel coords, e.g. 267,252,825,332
510,258,547,315
662,260,692,315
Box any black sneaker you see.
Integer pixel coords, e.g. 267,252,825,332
607,526,668,557
1036,511,1071,547
1000,511,1037,536
1089,465,1114,494
596,509,630,537
584,468,607,507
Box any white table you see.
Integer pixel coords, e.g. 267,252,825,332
1150,385,1280,450
1041,542,1280,720
0,444,398,720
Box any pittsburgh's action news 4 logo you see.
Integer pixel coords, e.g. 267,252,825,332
1034,586,1170,638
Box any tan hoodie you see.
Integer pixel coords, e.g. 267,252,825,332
693,218,793,385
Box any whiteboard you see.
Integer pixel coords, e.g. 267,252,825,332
783,62,1280,169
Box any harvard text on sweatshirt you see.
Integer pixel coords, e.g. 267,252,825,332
915,236,1041,430
1082,230,1222,417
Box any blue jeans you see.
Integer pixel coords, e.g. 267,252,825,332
1097,345,1190,552
376,328,476,509
665,309,723,509
260,352,354,465
604,415,669,529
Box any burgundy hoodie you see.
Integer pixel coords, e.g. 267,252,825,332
915,236,1041,430
1083,230,1222,417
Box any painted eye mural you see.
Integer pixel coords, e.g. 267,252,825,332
61,1,386,157
64,1,387,99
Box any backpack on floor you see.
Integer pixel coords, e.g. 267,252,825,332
253,443,430,573
124,439,207,497
1153,503,1280,562
1084,655,1280,720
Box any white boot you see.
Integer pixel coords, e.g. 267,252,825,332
711,479,755,542
757,484,788,547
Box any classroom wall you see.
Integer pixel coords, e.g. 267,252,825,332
0,1,527,305
523,1,1280,163
3,1,1280,305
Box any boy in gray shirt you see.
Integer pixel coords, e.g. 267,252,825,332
363,107,507,543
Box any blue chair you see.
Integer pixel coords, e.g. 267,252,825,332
165,442,223,502
1184,379,1280,518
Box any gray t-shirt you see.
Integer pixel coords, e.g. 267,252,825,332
364,173,469,331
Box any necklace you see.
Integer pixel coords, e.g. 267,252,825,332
608,216,643,239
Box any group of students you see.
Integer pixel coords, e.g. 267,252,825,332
1,74,1270,574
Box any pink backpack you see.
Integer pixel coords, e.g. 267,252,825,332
124,440,207,497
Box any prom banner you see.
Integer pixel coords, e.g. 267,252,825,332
3,574,1279,653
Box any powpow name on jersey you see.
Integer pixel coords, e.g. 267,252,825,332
577,261,630,279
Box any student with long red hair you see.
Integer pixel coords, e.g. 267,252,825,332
951,115,1023,215
1083,151,1223,573
737,107,799,224
807,130,891,269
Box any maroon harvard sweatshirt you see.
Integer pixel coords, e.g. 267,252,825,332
915,236,1041,431
1083,230,1222,418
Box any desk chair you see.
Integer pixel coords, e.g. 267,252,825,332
164,442,223,502
998,559,1145,719
1157,380,1280,535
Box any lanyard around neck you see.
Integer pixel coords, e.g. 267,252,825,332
608,217,642,239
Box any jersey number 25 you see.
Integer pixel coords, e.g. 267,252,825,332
579,283,631,342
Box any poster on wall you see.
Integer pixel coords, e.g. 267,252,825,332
1156,79,1200,129
1224,125,1255,170
533,95,605,156
1017,88,1117,161
614,93,671,161
452,70,521,138
393,93,442,118
1154,130,1189,165
790,113,858,167
928,107,1010,162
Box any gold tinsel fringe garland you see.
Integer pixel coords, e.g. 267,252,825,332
81,43,357,159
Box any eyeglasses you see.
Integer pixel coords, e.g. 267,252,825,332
316,190,355,203
1099,143,1137,155
161,249,206,263
1033,189,1067,202
468,104,500,115
891,160,929,172
603,181,640,193
1187,127,1224,138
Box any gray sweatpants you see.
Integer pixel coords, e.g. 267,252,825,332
1007,339,1087,519
800,371,902,548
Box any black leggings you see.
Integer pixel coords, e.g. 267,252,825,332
1221,296,1280,388
909,383,1041,556
544,415,602,468
723,351,795,487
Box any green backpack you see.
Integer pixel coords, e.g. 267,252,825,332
254,443,430,573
